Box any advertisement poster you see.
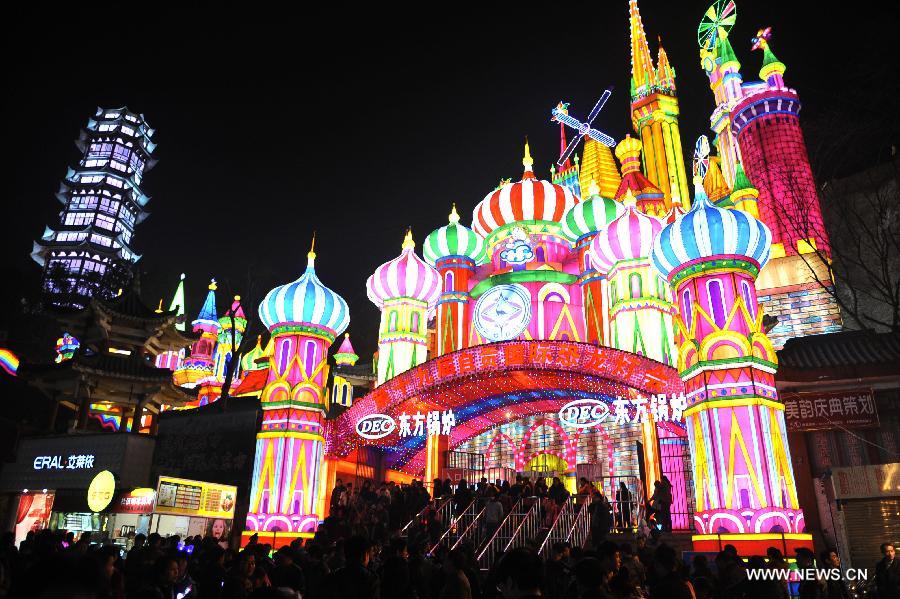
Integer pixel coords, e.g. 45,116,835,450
14,492,55,546
154,476,237,519
782,389,879,432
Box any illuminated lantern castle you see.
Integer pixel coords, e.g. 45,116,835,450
652,176,812,554
697,3,841,347
244,241,349,545
32,107,157,310
173,280,220,388
367,230,441,385
629,0,690,208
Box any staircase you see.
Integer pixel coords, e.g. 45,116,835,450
427,498,482,555
476,497,542,570
400,497,452,539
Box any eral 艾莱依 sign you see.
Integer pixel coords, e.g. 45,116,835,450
558,394,687,428
33,454,96,470
356,409,456,441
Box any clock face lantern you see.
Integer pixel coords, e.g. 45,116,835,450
473,284,532,342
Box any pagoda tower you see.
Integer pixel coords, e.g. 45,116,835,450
367,230,441,385
652,176,813,555
246,241,349,546
562,180,625,345
32,107,157,310
173,280,219,388
589,199,675,366
628,0,690,209
423,205,485,356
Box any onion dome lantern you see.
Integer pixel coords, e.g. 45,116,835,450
423,204,486,265
367,230,441,309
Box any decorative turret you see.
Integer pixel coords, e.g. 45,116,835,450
240,335,267,372
334,333,359,367
367,229,440,384
614,135,667,217
628,0,690,207
169,273,186,331
424,205,485,356
589,203,675,365
173,279,220,388
652,172,812,555
562,180,625,345
245,238,349,547
214,295,247,381
728,163,759,217
752,27,785,87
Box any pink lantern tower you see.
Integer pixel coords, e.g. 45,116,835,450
652,176,813,555
243,239,349,547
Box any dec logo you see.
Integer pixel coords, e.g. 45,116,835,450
558,399,610,429
355,414,396,440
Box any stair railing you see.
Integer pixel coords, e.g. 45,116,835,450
537,497,575,559
400,497,452,537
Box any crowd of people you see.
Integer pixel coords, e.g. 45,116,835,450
0,476,896,598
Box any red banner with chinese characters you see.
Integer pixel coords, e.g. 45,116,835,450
781,389,879,432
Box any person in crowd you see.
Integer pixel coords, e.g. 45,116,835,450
875,542,900,599
545,542,572,599
136,555,180,599
222,550,256,599
649,544,694,599
269,546,305,596
795,547,823,599
494,547,543,599
440,548,472,599
616,482,632,531
325,534,379,598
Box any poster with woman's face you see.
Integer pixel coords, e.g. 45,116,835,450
206,517,231,541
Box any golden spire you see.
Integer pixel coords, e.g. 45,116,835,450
449,203,460,224
208,279,217,291
307,232,317,267
155,299,164,313
629,0,657,92
523,138,534,171
622,188,637,207
587,178,601,197
402,228,415,250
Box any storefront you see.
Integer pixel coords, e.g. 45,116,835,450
0,433,155,543
150,476,237,545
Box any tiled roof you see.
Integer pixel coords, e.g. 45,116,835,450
777,330,900,381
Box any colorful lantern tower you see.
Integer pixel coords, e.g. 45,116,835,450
652,178,812,555
367,230,441,385
173,280,219,388
245,241,349,545
241,335,267,373
628,0,690,208
423,205,485,356
214,295,247,381
562,180,625,345
169,273,187,331
331,333,359,409
731,28,830,260
614,135,667,217
31,107,157,310
589,201,675,366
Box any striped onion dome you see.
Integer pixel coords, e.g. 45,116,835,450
652,180,772,281
367,230,441,309
562,179,625,242
258,247,349,338
472,142,579,239
589,204,663,273
423,204,486,265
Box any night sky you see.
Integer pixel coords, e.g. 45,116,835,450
3,3,895,360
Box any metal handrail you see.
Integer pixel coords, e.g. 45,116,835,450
596,475,644,532
537,497,575,559
400,497,452,537
427,498,479,555
502,497,542,553
567,494,594,549
476,496,524,569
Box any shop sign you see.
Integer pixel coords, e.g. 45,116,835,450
87,470,116,512
33,454,96,470
355,414,395,440
782,389,879,432
355,409,456,440
155,476,237,519
831,464,900,499
115,488,156,514
559,394,686,428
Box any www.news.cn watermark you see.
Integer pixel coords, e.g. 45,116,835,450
747,568,869,582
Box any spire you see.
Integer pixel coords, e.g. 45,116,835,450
629,0,656,97
168,273,186,331
554,103,573,169
656,37,676,90
228,295,246,320
729,162,760,217
752,27,786,83
334,333,360,366
523,138,535,175
155,299,163,314
587,178,601,197
307,233,317,270
193,278,219,329
449,203,460,224
716,33,740,70
615,135,644,175
402,228,415,251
